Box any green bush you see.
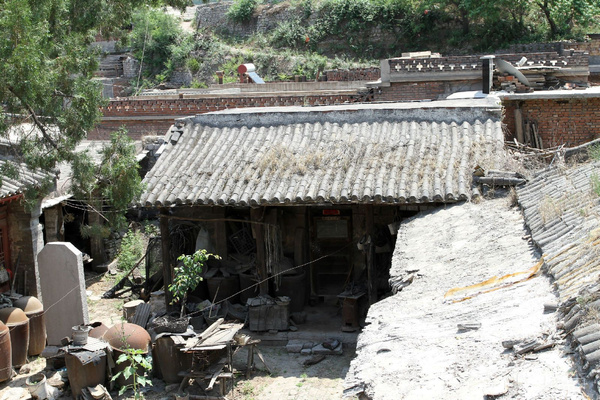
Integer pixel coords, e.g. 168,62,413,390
227,0,258,22
186,57,201,74
118,228,145,272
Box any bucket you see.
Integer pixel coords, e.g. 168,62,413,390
26,373,48,399
207,275,240,304
72,325,91,346
274,269,306,312
239,272,259,305
153,336,193,383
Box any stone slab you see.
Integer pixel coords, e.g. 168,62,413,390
38,242,88,345
286,340,303,353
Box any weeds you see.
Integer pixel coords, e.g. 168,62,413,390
112,346,153,399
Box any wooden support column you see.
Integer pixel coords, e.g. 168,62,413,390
160,208,174,310
250,208,269,295
515,104,524,144
213,207,228,259
365,205,377,305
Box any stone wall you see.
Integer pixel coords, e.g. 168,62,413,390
195,1,305,37
503,97,600,147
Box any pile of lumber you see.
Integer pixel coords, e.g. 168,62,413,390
183,318,244,351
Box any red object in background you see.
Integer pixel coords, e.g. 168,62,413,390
322,209,340,216
305,36,310,43
424,9,429,15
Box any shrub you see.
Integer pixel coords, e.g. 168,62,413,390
118,228,144,272
227,0,258,23
186,57,201,74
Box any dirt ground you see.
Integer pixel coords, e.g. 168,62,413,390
0,270,355,400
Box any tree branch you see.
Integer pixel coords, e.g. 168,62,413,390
7,87,60,151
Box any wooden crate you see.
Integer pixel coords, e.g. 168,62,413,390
248,304,289,332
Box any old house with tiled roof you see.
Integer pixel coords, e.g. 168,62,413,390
139,98,506,316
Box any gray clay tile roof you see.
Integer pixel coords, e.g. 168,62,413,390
0,158,54,200
140,102,505,207
517,161,600,302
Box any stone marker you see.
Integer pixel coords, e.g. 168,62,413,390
38,242,89,345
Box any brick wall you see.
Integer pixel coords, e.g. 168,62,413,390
324,68,381,82
373,80,480,101
503,97,600,147
92,93,357,139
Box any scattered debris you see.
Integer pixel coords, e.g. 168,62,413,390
389,270,420,294
303,355,326,366
457,323,481,332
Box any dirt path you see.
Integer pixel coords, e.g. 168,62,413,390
345,196,585,399
230,345,354,400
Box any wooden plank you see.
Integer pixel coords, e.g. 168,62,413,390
160,208,175,310
514,107,524,144
250,208,269,295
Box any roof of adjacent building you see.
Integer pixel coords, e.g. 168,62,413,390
0,158,55,200
517,161,600,302
140,100,505,207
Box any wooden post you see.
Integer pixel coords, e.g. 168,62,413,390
213,208,228,259
365,205,377,305
250,208,269,295
515,105,524,144
160,208,174,310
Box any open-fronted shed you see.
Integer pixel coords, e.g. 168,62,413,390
140,99,506,317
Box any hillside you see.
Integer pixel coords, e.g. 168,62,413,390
130,0,599,90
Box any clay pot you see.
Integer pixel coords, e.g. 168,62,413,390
102,323,151,353
103,323,151,388
13,296,45,356
0,321,12,382
0,307,29,367
88,322,109,339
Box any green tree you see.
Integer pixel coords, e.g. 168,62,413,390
128,7,193,82
70,129,145,236
0,0,189,224
536,0,600,39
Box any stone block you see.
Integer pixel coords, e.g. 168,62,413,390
38,242,88,345
300,348,312,355
286,340,303,353
312,343,343,355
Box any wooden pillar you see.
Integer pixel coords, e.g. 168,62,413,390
213,208,228,259
365,205,377,305
250,208,269,295
160,208,174,309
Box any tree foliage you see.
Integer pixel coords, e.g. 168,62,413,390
0,0,189,225
71,129,145,236
128,7,193,82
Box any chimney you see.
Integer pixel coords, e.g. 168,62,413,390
480,55,495,94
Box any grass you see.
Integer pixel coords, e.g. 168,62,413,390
538,195,565,225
